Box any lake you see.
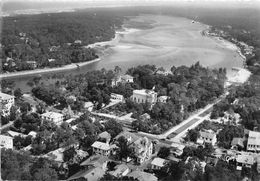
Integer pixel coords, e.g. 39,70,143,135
5,14,244,92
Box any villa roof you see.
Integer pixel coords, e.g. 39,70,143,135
67,166,105,181
151,157,167,167
41,111,63,118
171,142,185,150
236,154,254,165
91,141,110,150
7,130,26,138
231,137,244,147
111,164,129,177
133,89,156,96
127,171,158,181
247,131,260,146
28,131,37,138
0,92,14,101
121,74,133,80
80,155,108,167
98,131,111,140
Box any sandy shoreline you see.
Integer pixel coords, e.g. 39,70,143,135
0,58,100,79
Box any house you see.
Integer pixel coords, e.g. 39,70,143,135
115,132,152,164
43,147,65,163
155,70,172,76
110,164,130,177
0,135,13,149
84,102,94,112
247,131,260,152
132,137,153,164
68,155,108,180
28,131,37,138
7,130,26,138
151,157,168,170
80,155,108,170
67,166,105,181
111,93,124,102
0,92,15,117
197,130,217,146
91,141,111,156
48,58,56,62
41,112,64,125
157,96,169,103
121,74,134,83
111,74,134,87
74,40,82,44
132,89,157,104
170,142,185,157
236,154,254,170
222,111,240,125
98,131,111,144
127,170,158,181
231,137,244,150
26,61,37,69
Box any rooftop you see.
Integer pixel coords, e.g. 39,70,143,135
171,142,185,150
133,89,157,96
67,166,105,181
91,141,110,150
121,74,134,80
0,92,14,101
41,111,63,118
151,157,167,167
127,170,158,181
98,131,111,140
111,164,129,177
231,137,244,147
236,154,254,165
7,130,26,138
248,131,260,145
80,154,108,167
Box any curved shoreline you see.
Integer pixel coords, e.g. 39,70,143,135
0,58,100,79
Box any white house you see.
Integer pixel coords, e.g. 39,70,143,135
0,92,15,117
151,157,168,170
84,102,94,112
197,130,217,146
111,93,124,102
91,141,111,156
111,74,134,87
41,112,64,125
132,89,157,104
157,96,169,103
0,135,13,149
236,154,254,170
247,131,260,152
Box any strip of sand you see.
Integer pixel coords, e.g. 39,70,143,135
0,58,100,79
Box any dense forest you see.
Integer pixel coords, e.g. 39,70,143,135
1,10,123,72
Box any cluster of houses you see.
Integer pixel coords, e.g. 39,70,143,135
66,131,159,181
194,127,260,172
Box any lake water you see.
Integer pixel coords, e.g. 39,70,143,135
4,14,244,92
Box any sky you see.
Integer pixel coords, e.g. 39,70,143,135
2,0,260,12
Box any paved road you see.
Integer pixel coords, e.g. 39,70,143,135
1,121,14,131
160,100,220,139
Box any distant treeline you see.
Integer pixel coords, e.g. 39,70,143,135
1,10,124,72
